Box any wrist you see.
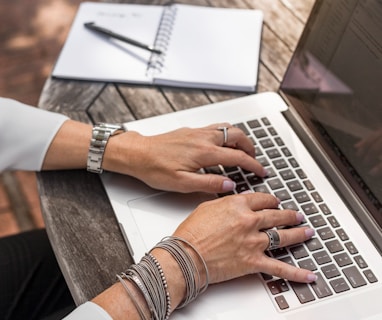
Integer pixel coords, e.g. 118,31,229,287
87,123,125,174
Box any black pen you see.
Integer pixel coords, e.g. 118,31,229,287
84,22,162,54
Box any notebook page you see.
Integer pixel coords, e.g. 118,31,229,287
153,5,263,92
52,2,163,83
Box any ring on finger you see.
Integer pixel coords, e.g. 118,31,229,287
217,126,229,145
263,229,281,251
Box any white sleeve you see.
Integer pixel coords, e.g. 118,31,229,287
0,97,69,171
64,302,113,320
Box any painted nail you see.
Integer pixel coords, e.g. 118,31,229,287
296,212,305,223
305,228,315,238
306,273,318,282
222,180,236,192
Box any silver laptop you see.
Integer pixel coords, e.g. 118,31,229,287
102,1,382,319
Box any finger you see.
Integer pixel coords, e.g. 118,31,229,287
261,256,317,283
208,147,267,177
207,124,255,157
179,171,237,193
244,192,280,212
256,209,305,230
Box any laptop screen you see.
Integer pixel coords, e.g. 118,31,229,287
280,1,382,231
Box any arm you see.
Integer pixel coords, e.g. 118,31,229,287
67,193,317,320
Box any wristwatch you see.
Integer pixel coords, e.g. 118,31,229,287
87,123,125,174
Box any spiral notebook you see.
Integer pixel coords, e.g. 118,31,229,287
52,2,263,92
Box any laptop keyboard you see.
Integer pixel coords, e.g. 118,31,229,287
204,117,378,311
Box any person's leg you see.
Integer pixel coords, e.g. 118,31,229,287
0,229,75,320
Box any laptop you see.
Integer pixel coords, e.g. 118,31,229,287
101,0,382,319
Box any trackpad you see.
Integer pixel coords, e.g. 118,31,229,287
127,191,216,256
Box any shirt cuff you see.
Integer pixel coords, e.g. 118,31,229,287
63,301,112,320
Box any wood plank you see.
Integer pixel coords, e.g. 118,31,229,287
38,170,133,304
88,84,135,123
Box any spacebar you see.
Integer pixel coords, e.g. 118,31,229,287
289,281,315,303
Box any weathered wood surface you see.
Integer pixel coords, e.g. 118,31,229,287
37,0,315,305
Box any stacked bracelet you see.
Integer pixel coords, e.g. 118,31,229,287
154,236,209,309
118,236,209,319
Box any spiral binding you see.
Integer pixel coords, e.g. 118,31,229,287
146,5,178,77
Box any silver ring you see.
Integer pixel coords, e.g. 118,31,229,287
217,126,229,145
264,229,281,251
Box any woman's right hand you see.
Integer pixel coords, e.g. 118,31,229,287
172,192,316,285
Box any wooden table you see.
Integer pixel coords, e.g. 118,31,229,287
37,0,315,305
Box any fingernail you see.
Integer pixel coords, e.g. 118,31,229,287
305,228,315,238
262,168,269,177
240,190,253,194
222,180,236,192
296,212,305,223
306,273,318,282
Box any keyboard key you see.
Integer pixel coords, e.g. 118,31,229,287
345,242,358,255
363,269,378,283
253,128,268,139
327,216,340,228
204,165,223,175
275,295,289,310
260,138,274,148
313,250,332,265
289,282,315,304
301,203,318,215
294,191,310,203
298,258,317,271
261,117,271,126
256,157,270,167
268,127,278,136
311,191,323,203
273,159,288,169
265,167,276,177
282,201,299,211
309,215,327,228
234,122,250,135
280,169,296,181
267,279,289,294
310,272,333,298
290,245,309,259
303,179,315,191
326,240,344,253
343,266,367,288
266,149,281,159
305,238,323,251
281,147,291,157
286,180,303,192
228,172,245,183
254,185,271,193
321,264,341,279
296,168,307,179
333,252,352,267
319,203,331,215
317,226,335,240
330,278,350,293
275,137,284,146
270,247,288,258
274,189,291,201
267,178,283,190
236,183,250,193
247,119,261,129
354,255,368,268
288,158,299,168
279,256,296,266
247,174,263,185
336,228,349,241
